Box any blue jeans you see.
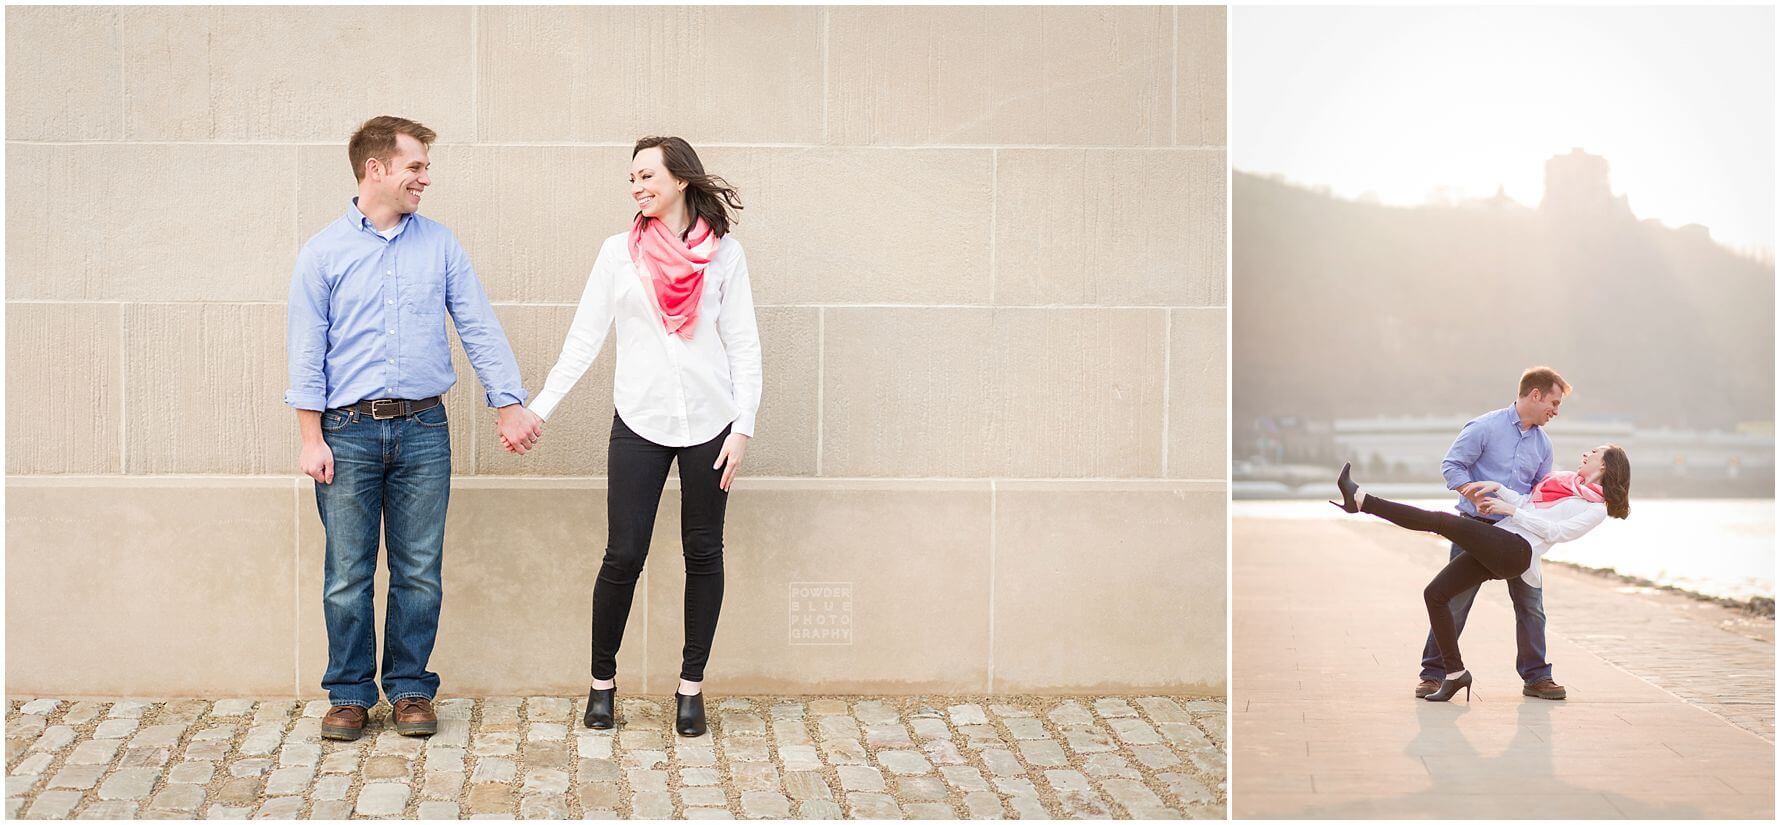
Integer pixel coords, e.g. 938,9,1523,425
314,403,451,708
1419,541,1552,684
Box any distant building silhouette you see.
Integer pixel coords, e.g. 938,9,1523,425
1539,147,1633,220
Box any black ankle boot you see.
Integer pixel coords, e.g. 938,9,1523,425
675,691,706,737
584,685,615,729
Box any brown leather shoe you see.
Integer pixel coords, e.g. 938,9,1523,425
393,697,438,736
1414,679,1441,698
1523,678,1567,700
320,705,368,741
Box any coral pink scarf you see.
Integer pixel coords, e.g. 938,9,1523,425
1528,471,1605,508
629,214,719,340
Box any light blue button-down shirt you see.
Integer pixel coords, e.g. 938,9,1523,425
1441,405,1554,520
284,199,526,411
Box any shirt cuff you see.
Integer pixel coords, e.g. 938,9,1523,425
485,390,528,409
732,411,756,438
284,391,327,411
529,390,565,421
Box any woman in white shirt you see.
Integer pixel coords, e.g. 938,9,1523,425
516,136,761,738
1331,444,1631,702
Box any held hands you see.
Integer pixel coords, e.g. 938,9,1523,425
713,433,750,491
1473,498,1516,516
496,405,546,455
300,440,335,485
1458,480,1503,503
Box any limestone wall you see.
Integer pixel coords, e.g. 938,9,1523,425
5,6,1228,697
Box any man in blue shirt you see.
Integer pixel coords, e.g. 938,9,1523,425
1414,366,1569,700
285,116,544,741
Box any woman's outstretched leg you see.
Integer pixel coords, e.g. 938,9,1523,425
1356,494,1529,578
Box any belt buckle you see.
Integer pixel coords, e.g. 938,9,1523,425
370,399,404,420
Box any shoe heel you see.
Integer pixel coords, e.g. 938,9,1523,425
1464,684,1471,703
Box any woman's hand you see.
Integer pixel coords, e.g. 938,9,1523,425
1458,480,1503,502
1477,496,1516,517
713,433,750,491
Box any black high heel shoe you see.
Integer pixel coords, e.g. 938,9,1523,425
1329,462,1361,513
1424,671,1473,703
675,691,707,737
584,684,615,729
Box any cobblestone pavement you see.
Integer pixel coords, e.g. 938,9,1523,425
5,694,1225,820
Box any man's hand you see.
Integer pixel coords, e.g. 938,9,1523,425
296,409,333,484
713,433,749,491
497,405,545,455
300,441,334,484
1477,496,1516,517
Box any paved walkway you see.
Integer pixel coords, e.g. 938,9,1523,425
5,694,1223,820
1233,516,1774,819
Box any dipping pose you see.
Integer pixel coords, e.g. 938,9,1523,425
1333,445,1631,701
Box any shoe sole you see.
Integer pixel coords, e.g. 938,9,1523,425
320,725,365,741
395,720,438,736
1522,687,1567,700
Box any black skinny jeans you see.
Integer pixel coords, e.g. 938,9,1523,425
592,412,731,683
1360,495,1532,674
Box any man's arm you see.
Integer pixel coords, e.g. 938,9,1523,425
442,237,542,452
1441,418,1487,490
285,246,334,482
284,246,330,412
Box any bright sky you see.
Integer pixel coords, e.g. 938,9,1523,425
1232,6,1775,255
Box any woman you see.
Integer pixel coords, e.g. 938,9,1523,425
1332,445,1631,702
517,136,760,737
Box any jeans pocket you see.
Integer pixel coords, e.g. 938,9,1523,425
414,404,449,429
322,410,352,432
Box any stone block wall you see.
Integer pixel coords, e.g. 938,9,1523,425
5,6,1228,697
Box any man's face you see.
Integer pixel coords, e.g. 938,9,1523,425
1524,384,1565,426
368,133,430,214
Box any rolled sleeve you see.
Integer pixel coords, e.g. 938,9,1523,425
284,245,330,411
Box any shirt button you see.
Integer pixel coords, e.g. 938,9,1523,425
386,299,394,305
387,358,395,365
385,269,393,275
387,329,395,335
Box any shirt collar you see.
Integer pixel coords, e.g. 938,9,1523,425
1504,404,1539,435
348,197,409,238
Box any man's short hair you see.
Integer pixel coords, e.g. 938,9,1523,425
348,116,437,182
1518,366,1571,398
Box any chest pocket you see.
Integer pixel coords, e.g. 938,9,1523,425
402,255,448,320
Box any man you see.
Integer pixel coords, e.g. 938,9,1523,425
1415,366,1569,700
285,115,544,741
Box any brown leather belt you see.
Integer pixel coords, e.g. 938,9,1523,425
342,396,442,420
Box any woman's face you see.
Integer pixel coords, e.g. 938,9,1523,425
629,147,685,221
1577,445,1609,481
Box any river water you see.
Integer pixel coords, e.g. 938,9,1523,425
1234,498,1775,602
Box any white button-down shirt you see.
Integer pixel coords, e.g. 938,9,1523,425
1491,487,1609,587
529,232,761,447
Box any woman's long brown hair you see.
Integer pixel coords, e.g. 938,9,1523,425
1601,444,1631,519
632,136,743,239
